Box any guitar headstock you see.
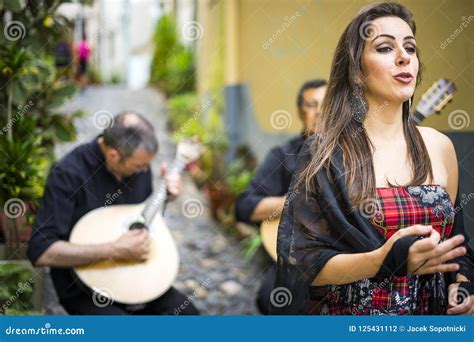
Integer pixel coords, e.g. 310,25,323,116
415,78,456,119
175,138,204,165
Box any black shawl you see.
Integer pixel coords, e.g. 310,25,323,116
271,137,474,314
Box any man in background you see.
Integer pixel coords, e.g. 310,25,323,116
236,79,327,314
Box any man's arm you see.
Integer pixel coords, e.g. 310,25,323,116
236,147,288,224
28,166,153,268
35,229,150,267
249,196,286,222
27,168,79,267
35,240,115,267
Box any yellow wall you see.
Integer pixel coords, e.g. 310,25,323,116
199,0,473,133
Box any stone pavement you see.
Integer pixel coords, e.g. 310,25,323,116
43,86,272,315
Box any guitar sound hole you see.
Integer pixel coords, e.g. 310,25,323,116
129,222,147,230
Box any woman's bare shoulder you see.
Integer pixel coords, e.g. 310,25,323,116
416,126,458,200
416,126,455,156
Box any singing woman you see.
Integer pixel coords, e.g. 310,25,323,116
273,2,474,315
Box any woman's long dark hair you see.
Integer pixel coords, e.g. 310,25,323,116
298,2,433,209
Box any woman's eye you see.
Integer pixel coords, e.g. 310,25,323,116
405,46,417,54
376,46,392,53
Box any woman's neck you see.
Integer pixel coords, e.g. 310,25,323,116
364,98,405,143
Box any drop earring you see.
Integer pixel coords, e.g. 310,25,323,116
350,86,368,123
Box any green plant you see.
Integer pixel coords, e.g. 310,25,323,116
1,54,82,161
165,14,229,216
0,46,39,140
150,14,196,96
242,233,263,261
199,135,228,184
0,3,82,149
167,92,228,182
164,47,195,95
168,93,199,133
30,62,82,157
150,14,178,84
0,136,48,211
225,160,255,196
0,262,41,315
86,64,103,84
0,135,48,258
0,0,82,262
0,0,93,52
108,71,122,85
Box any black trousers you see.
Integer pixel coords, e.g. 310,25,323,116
60,287,199,315
256,263,276,315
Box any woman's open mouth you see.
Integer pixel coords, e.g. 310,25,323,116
394,72,413,84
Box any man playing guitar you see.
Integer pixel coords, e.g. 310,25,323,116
235,79,327,314
27,112,199,315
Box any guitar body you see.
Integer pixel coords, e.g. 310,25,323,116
260,218,279,261
69,203,179,304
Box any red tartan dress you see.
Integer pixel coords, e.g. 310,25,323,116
319,185,455,315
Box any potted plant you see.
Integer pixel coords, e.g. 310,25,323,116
197,102,230,219
0,0,81,259
167,91,231,218
0,0,85,315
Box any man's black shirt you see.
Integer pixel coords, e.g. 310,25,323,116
235,134,305,224
27,138,152,300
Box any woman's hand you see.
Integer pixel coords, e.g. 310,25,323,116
377,225,466,276
407,229,466,275
447,282,474,315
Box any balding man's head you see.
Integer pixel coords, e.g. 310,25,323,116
102,111,158,160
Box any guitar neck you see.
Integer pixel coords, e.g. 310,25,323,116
141,159,186,226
